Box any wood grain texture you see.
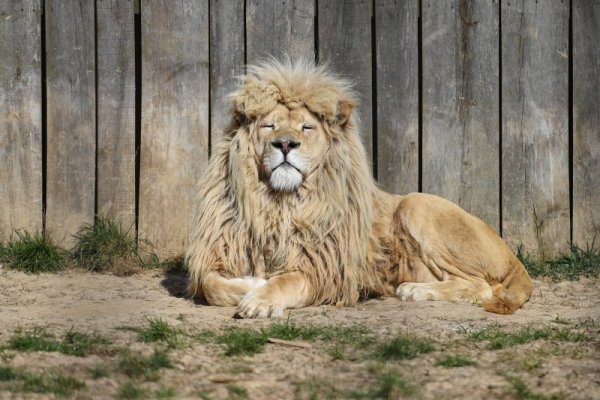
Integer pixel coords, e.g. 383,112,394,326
210,0,244,144
0,0,42,238
45,0,96,247
96,0,136,230
375,0,419,195
573,0,600,246
422,0,499,230
318,0,374,167
246,0,315,63
140,0,209,258
501,0,569,258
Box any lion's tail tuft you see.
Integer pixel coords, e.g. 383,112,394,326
483,259,533,315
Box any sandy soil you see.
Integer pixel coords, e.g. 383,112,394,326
0,267,598,399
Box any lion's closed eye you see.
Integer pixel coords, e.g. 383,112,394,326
302,124,314,133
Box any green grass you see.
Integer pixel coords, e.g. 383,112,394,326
155,386,177,399
142,254,186,273
71,216,139,273
374,334,435,361
468,326,587,350
299,369,415,400
138,317,182,348
90,364,109,379
508,377,564,400
261,321,326,341
435,354,476,368
326,344,347,360
118,382,147,399
0,366,85,396
518,242,600,281
209,321,373,357
226,384,248,400
3,327,111,357
118,349,173,381
0,231,67,273
217,327,267,356
366,370,416,399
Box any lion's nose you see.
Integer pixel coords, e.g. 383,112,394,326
271,137,300,156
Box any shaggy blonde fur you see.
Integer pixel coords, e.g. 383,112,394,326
186,59,533,318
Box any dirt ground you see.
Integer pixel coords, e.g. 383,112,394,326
0,266,598,399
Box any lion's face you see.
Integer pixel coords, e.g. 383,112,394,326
251,104,329,192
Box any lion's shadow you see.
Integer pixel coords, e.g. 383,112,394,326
160,271,207,305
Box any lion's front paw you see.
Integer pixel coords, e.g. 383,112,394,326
236,289,284,319
396,282,432,302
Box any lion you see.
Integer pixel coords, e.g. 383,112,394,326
186,59,533,318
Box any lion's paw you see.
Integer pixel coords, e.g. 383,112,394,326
237,290,284,319
396,282,432,302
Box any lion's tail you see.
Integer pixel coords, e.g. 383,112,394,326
483,258,533,315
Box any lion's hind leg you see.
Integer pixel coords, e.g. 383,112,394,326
201,272,267,306
396,277,492,305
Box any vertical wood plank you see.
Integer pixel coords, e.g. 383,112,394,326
375,0,419,194
502,0,569,258
0,0,42,238
210,0,244,143
140,0,209,258
318,0,374,166
96,0,136,230
422,0,500,229
246,0,315,64
573,0,600,246
45,0,96,247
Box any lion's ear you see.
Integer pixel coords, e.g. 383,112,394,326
232,102,249,126
336,98,357,127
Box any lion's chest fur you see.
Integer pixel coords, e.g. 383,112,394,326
245,194,299,277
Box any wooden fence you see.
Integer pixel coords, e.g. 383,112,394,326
1,0,598,259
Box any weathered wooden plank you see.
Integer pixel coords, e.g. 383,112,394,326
96,0,136,231
573,0,600,246
246,0,315,64
0,0,42,238
501,0,569,258
375,0,419,194
210,0,244,143
422,0,499,230
45,0,96,247
140,0,209,258
318,0,374,167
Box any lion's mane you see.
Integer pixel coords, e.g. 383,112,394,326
186,59,392,306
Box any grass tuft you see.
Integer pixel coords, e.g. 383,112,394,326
468,326,587,350
375,334,435,361
142,254,186,273
518,242,600,281
90,364,109,379
261,321,325,341
366,370,416,399
118,382,147,399
155,386,177,399
118,349,173,381
435,354,476,368
0,366,85,396
138,317,182,348
226,384,248,400
508,377,564,400
217,327,267,357
3,327,110,357
71,216,140,274
207,322,372,357
0,231,67,273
